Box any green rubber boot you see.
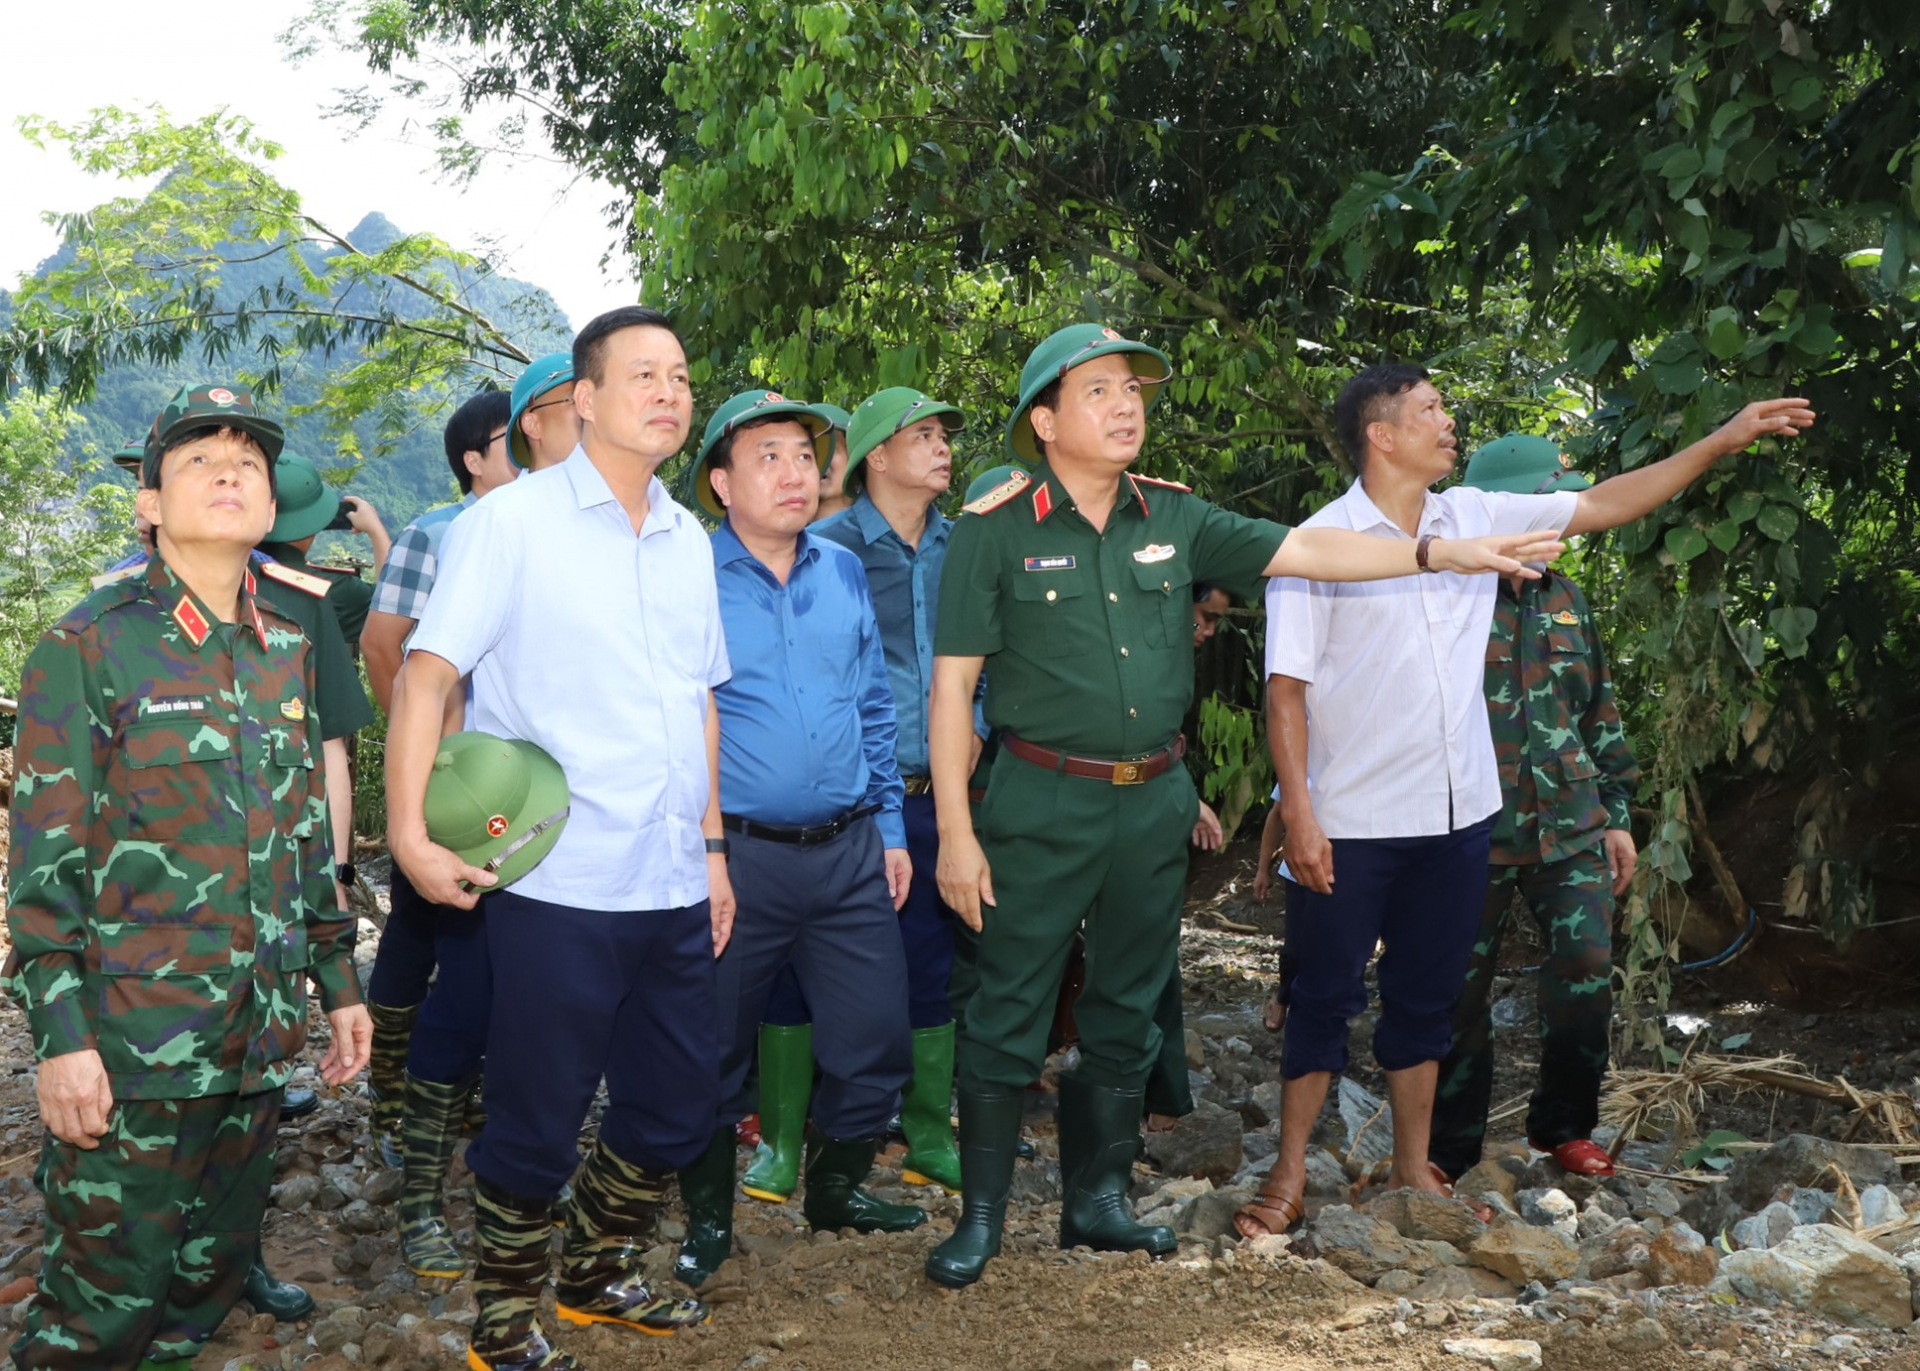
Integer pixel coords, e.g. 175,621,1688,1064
468,1176,576,1370
1057,1075,1176,1256
741,1023,812,1202
399,1072,473,1279
554,1139,710,1334
241,1256,314,1321
800,1132,928,1234
924,1090,1024,1288
366,1001,421,1169
673,1126,737,1288
900,1023,963,1191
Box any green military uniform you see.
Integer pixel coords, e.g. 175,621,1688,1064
5,550,359,1365
252,560,375,741
257,542,373,652
1430,436,1639,1179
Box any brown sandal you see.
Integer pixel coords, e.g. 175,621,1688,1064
1234,1178,1305,1240
1426,1162,1494,1224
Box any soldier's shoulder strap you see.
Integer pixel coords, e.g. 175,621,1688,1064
1130,473,1192,493
962,470,1032,516
257,561,336,598
60,576,143,633
89,561,144,592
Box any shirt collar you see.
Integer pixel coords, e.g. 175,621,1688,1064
849,492,950,547
565,456,684,537
1027,464,1148,526
1338,479,1453,536
146,555,269,651
713,518,818,572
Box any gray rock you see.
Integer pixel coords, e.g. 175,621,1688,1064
1786,1186,1836,1226
340,1199,384,1234
1605,1317,1669,1353
314,1182,350,1213
1896,1251,1920,1319
1722,1135,1901,1212
1470,1222,1580,1285
361,1169,404,1206
1368,1189,1488,1247
1305,1204,1419,1285
1517,1188,1577,1237
1008,1159,1062,1205
310,1307,364,1353
1730,1201,1800,1251
1304,1145,1349,1197
270,1174,322,1212
1645,1221,1718,1287
1640,1180,1684,1219
1440,1336,1541,1371
1142,1100,1243,1183
1175,1188,1252,1241
1454,1159,1522,1207
1242,1130,1277,1166
1713,1223,1913,1329
1334,1078,1394,1171
1860,1184,1908,1230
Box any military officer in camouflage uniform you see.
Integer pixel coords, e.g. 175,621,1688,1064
5,385,370,1370
924,324,1569,1288
1429,435,1640,1182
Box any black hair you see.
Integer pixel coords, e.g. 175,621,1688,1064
444,390,511,494
1333,363,1432,468
714,413,804,473
573,306,678,388
1027,377,1064,457
150,425,277,497
1192,582,1229,606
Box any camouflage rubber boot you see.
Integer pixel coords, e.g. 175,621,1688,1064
673,1126,737,1288
398,1072,473,1279
740,1023,811,1202
1056,1075,1175,1256
925,1090,1024,1288
366,1001,421,1169
468,1176,573,1370
899,1023,963,1191
554,1139,709,1334
800,1132,929,1234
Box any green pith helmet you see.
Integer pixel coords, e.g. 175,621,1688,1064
111,439,146,475
1005,324,1173,464
507,351,576,468
964,463,1028,505
143,383,286,487
843,387,966,495
423,732,571,891
813,402,852,433
263,454,341,543
1462,433,1593,495
687,390,833,518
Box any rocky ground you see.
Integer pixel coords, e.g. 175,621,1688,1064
0,845,1918,1369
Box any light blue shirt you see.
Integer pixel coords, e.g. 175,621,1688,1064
409,450,730,911
711,520,907,849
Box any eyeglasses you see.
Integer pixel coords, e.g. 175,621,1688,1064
487,428,510,447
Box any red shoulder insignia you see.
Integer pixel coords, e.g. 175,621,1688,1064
961,470,1032,516
258,561,335,598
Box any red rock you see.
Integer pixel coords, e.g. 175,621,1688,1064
0,1275,34,1304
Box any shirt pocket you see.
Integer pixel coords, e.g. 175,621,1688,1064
1542,747,1605,836
120,717,235,841
264,729,318,834
1009,573,1095,656
1131,561,1195,649
88,922,237,1080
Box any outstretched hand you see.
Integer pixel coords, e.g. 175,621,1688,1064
1712,398,1816,455
1432,530,1567,579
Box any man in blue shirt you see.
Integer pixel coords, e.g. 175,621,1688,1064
673,390,927,1289
812,386,969,1192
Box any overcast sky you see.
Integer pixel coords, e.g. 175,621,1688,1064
0,1,636,332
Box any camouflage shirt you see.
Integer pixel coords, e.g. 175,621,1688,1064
1485,570,1639,866
4,558,360,1099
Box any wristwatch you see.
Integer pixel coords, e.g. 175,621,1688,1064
704,837,730,856
335,861,357,887
1416,532,1440,573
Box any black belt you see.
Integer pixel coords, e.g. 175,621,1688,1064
721,804,877,847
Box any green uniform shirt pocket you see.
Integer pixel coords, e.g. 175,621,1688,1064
1010,573,1094,656
1130,561,1194,648
87,922,238,1087
120,717,234,842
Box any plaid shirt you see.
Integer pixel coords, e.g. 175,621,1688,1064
368,494,476,621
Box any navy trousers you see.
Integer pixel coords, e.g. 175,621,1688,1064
406,898,492,1086
1279,816,1494,1079
716,816,910,1139
366,866,439,1007
463,891,719,1200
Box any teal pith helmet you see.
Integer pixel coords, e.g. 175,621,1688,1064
263,454,342,543
842,387,966,495
687,390,833,518
111,439,146,475
1004,324,1173,464
813,402,852,433
507,351,576,468
143,383,286,488
423,732,572,891
1462,433,1593,495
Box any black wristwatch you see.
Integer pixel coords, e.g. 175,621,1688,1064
704,836,730,856
335,861,357,887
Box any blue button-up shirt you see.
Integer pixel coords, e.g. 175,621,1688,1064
711,520,907,849
408,450,730,912
812,495,954,777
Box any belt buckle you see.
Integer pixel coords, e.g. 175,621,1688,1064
1111,760,1145,786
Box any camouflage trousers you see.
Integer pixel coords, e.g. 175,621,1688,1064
13,1091,277,1370
1430,848,1614,1180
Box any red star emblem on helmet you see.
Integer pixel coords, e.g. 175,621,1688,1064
764,392,785,403
1100,328,1121,340
486,814,509,838
208,388,236,405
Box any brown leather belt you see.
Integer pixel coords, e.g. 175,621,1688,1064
1000,732,1186,785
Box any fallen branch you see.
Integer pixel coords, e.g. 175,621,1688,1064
1601,1052,1920,1152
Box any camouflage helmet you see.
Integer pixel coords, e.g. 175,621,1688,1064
423,732,571,891
143,383,286,487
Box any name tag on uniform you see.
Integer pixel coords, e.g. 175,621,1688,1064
137,696,209,718
1133,544,1176,564
1024,556,1076,571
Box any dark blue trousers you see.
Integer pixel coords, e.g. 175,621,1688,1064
407,898,491,1086
716,816,910,1139
463,892,719,1200
1279,816,1494,1079
366,866,439,1007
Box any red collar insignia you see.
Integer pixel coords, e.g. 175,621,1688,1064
1031,480,1055,524
170,594,210,649
1127,474,1151,517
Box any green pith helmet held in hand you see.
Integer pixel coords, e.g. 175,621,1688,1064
1004,324,1173,464
111,440,146,475
964,463,1028,505
1462,433,1594,495
423,732,571,891
507,351,576,468
842,388,966,496
143,383,286,487
264,454,343,543
687,390,833,518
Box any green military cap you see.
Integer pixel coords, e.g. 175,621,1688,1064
1462,433,1593,495
964,462,1028,505
111,440,146,475
1005,323,1173,464
143,383,285,487
843,387,966,494
424,731,572,891
687,390,833,518
264,454,343,543
507,351,576,468
814,402,852,433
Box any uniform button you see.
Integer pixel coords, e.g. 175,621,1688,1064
1045,589,1057,602
1107,592,1118,603
1120,647,1130,657
1162,580,1171,591
1128,708,1138,717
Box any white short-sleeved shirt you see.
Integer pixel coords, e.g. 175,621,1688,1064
1264,481,1578,840
408,449,731,911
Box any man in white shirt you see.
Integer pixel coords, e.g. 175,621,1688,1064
1234,363,1813,1238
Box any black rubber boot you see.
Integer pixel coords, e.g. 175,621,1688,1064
1057,1075,1176,1256
241,1257,314,1321
554,1139,709,1334
673,1127,737,1288
924,1090,1024,1289
800,1132,928,1234
467,1176,574,1370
